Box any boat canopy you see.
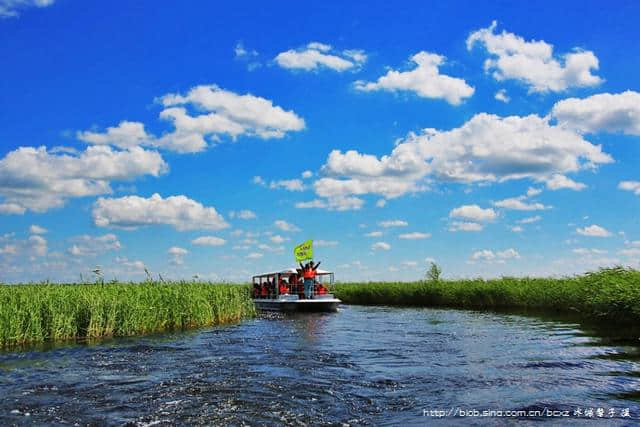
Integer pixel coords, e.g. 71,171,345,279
252,268,332,278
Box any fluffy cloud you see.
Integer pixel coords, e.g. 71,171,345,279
398,232,431,239
275,42,366,72
29,225,47,234
551,91,640,135
314,113,611,204
378,220,408,228
495,89,510,103
449,205,497,222
0,0,54,18
619,181,640,196
68,233,122,257
467,21,602,92
92,193,229,231
545,174,587,191
274,220,300,232
573,248,607,255
229,210,257,219
365,231,383,237
168,246,188,265
517,215,542,224
509,225,523,233
247,252,263,259
448,221,483,232
371,241,391,251
0,202,25,215
28,235,47,257
270,179,304,191
192,236,227,246
493,194,551,211
156,85,305,152
315,240,338,247
576,224,612,237
471,248,520,261
0,145,167,212
295,196,364,211
77,121,152,149
354,51,474,105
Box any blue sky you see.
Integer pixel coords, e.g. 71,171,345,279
1,0,639,283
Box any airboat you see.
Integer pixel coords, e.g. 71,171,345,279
251,268,341,312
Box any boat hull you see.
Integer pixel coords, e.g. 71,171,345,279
253,298,341,313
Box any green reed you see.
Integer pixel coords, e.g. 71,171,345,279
333,267,640,324
0,282,255,348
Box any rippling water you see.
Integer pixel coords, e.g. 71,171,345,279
1,305,639,425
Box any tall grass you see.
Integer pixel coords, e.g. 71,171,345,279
0,282,255,348
334,267,640,324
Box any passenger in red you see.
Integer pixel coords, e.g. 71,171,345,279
278,277,288,295
260,282,267,298
300,261,321,299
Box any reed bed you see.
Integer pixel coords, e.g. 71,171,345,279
0,282,255,348
333,267,640,324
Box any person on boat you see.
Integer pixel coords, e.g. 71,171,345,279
278,277,288,295
260,281,268,298
300,260,321,299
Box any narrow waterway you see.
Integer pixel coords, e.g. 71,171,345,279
1,305,639,425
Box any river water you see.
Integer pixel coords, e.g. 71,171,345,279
1,305,639,425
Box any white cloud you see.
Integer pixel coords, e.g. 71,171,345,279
493,196,550,211
509,225,523,233
573,248,607,255
378,220,408,228
301,170,313,179
619,181,640,196
234,41,258,59
157,85,305,152
526,187,543,197
295,196,364,211
314,113,611,202
28,235,47,257
192,236,227,246
274,220,300,232
576,224,612,237
551,91,640,135
0,244,17,255
376,199,387,208
275,42,366,72
68,233,121,257
402,261,418,267
467,21,602,92
619,248,640,257
371,242,391,251
114,256,146,271
0,202,25,215
449,204,497,222
398,232,431,239
269,179,304,191
354,51,474,105
77,121,152,149
315,240,338,247
92,193,229,231
29,225,47,234
471,248,520,261
449,221,483,232
168,246,188,265
247,252,263,259
517,215,542,224
365,231,383,237
545,174,587,191
0,0,54,18
0,145,167,212
229,209,257,219
270,235,286,244
495,89,510,103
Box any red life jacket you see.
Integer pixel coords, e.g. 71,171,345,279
303,268,315,279
260,284,267,296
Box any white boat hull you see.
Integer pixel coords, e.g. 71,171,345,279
253,295,341,313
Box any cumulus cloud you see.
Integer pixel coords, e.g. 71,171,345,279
68,233,122,257
509,225,523,233
192,236,227,246
398,232,431,239
0,202,25,215
247,252,263,259
0,145,167,212
229,209,257,219
551,91,640,135
449,205,497,222
471,248,520,262
517,215,541,224
295,196,364,211
28,235,47,257
371,241,391,251
156,85,305,152
77,121,152,149
449,221,483,232
168,246,188,265
379,220,408,228
495,89,510,103
354,51,474,105
313,113,611,204
545,174,587,191
573,248,607,255
365,231,383,237
29,225,47,234
0,0,54,18
619,181,640,196
493,195,550,211
275,42,366,72
274,220,300,232
576,224,612,237
467,21,602,92
270,179,304,191
301,170,313,179
92,193,229,231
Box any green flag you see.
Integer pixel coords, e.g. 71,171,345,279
294,240,313,262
